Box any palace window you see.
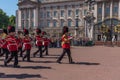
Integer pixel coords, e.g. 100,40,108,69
47,20,50,27
68,10,72,17
53,20,57,27
47,11,50,18
31,10,34,19
21,20,24,29
40,12,44,18
61,10,64,17
76,9,79,16
26,20,29,29
68,20,72,27
60,20,64,27
31,21,34,27
26,10,29,19
84,9,87,16
113,2,118,17
105,2,110,18
54,11,57,17
97,3,102,22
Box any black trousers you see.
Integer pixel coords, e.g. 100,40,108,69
5,51,18,66
57,48,73,63
18,47,23,57
33,46,42,57
42,46,48,55
23,49,30,61
0,48,9,60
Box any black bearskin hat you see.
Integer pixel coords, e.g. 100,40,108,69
23,29,29,35
62,26,69,34
8,26,15,33
3,28,8,34
36,28,41,34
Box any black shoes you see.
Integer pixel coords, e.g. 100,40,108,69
57,60,61,64
14,65,20,68
69,61,75,64
4,62,7,67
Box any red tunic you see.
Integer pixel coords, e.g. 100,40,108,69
35,35,43,46
2,38,8,49
0,37,3,48
6,36,18,52
61,34,70,49
43,37,49,46
23,37,31,50
16,37,23,48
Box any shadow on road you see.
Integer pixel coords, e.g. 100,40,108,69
32,60,57,63
0,73,41,79
74,62,100,65
20,65,52,69
61,62,100,65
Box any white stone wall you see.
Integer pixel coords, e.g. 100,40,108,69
39,1,83,28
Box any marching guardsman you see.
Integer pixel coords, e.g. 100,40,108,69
16,31,23,57
4,26,20,67
0,29,9,60
57,26,74,64
22,29,32,62
33,28,43,58
42,31,50,55
0,35,3,54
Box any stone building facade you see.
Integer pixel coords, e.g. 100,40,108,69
16,0,85,38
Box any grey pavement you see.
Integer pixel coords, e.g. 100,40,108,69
0,46,120,80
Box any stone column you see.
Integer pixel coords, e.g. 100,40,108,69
94,3,97,23
110,1,113,18
118,0,120,19
17,10,22,30
102,2,105,21
34,7,39,29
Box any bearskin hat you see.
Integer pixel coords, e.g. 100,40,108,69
23,29,29,35
36,28,41,34
62,26,69,34
3,28,8,34
8,26,15,33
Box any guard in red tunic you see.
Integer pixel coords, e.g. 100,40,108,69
33,28,43,58
0,29,9,60
42,31,50,55
57,26,74,64
22,29,32,62
16,31,23,57
4,26,20,67
0,35,3,54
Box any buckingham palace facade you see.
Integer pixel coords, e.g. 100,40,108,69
16,0,120,41
16,0,85,38
94,0,120,41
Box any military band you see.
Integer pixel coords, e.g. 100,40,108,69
0,25,74,68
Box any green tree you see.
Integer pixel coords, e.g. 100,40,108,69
9,15,16,26
0,9,9,29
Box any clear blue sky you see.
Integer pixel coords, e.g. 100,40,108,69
0,0,18,16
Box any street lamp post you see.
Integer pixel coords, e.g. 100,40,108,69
84,0,96,41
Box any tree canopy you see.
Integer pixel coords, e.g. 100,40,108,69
0,9,16,29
